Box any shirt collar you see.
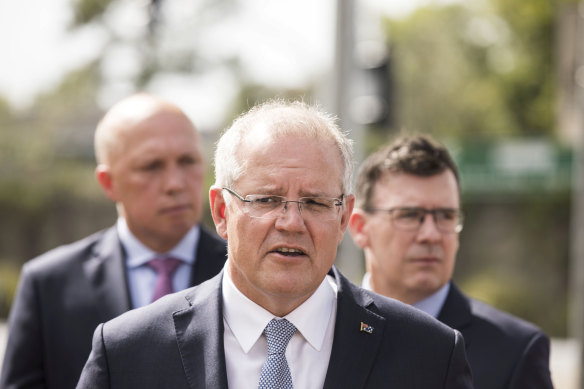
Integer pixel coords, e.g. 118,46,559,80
361,272,450,318
222,261,337,354
116,217,200,268
413,282,450,318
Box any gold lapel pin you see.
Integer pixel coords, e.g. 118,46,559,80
360,321,374,334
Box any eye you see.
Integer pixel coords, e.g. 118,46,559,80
302,197,333,209
249,196,283,205
178,155,202,166
140,160,164,171
437,210,457,221
395,208,422,220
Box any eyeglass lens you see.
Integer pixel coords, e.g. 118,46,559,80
246,195,341,220
392,208,462,233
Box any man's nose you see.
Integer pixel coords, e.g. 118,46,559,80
275,201,306,230
164,165,186,192
416,213,442,241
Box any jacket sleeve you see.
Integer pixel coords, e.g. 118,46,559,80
76,324,110,389
444,330,474,389
508,331,553,389
0,266,45,388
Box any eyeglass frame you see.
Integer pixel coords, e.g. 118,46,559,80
222,187,345,221
364,206,464,233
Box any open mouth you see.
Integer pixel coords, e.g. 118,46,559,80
272,247,306,257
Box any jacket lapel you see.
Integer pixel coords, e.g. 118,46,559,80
437,282,473,348
190,226,227,286
323,268,386,389
83,227,132,321
173,272,228,389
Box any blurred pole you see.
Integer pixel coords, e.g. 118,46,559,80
333,0,363,162
148,0,162,36
570,3,584,388
332,0,365,284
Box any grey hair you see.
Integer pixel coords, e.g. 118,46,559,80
214,99,354,194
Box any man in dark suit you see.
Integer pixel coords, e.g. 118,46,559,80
0,94,227,389
77,100,473,388
349,134,553,388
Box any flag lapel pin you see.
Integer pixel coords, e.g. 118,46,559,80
360,321,374,334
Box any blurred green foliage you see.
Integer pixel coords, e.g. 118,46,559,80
380,0,555,141
71,0,115,26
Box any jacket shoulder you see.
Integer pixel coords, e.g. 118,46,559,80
469,297,548,342
22,228,114,276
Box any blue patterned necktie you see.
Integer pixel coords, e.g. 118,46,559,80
258,318,297,389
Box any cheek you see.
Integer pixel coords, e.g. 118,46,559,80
370,225,399,251
187,167,205,186
315,226,343,259
228,216,261,254
445,236,460,263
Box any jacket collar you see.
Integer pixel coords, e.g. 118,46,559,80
437,282,473,347
83,226,132,321
323,267,387,389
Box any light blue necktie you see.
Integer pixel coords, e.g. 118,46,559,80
258,318,297,389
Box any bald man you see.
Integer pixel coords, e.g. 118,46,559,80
0,94,227,389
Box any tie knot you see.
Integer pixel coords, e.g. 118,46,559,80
147,257,182,276
264,319,296,355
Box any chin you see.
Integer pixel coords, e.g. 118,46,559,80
269,275,311,296
414,277,442,292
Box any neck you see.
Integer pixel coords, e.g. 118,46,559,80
227,263,313,317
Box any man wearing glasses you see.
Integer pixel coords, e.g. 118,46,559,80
77,101,473,388
349,134,553,389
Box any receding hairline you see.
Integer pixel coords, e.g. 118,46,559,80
94,93,197,165
214,99,354,193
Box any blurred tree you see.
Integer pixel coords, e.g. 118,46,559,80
382,0,555,141
71,0,115,25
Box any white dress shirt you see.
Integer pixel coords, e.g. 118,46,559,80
361,272,450,318
117,218,200,308
222,262,337,389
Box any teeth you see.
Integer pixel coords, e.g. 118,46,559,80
277,247,303,254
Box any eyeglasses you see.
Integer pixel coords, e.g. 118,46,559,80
222,187,344,221
365,207,463,233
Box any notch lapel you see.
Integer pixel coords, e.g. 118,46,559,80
83,227,132,321
437,283,473,349
323,269,386,389
173,273,228,389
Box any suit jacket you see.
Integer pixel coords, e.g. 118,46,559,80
438,282,553,389
76,267,473,389
0,225,227,389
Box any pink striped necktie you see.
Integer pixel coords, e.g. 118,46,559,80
147,257,182,302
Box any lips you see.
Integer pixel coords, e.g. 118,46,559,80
271,247,307,257
411,257,440,264
161,204,191,214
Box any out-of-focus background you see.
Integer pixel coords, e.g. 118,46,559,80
0,0,583,386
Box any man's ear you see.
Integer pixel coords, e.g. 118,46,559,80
209,186,228,239
95,165,118,202
349,209,369,249
339,193,354,226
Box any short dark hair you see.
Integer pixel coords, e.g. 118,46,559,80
355,134,460,208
